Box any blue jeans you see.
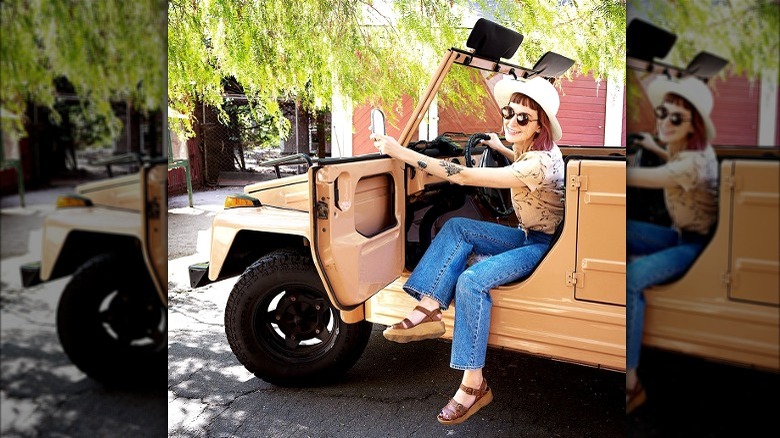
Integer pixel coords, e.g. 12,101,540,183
403,217,553,370
626,220,709,370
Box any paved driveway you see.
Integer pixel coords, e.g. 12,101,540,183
166,188,625,437
1,187,166,438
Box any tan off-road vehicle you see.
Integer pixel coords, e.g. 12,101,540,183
20,155,167,386
190,19,626,385
626,18,779,373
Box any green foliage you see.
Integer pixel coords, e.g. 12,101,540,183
628,0,779,82
223,99,291,151
168,0,627,140
0,1,166,141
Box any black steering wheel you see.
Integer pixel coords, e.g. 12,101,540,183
464,133,490,167
464,133,514,218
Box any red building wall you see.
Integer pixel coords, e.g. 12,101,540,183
709,72,762,146
556,74,609,146
352,95,417,156
351,73,613,154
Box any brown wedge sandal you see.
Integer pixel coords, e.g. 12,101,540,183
437,379,493,425
626,379,647,414
382,305,445,343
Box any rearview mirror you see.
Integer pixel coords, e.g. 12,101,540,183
369,108,386,136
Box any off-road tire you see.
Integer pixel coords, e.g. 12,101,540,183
56,253,167,387
224,248,372,386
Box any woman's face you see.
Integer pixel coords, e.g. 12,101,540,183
502,102,539,147
656,101,693,146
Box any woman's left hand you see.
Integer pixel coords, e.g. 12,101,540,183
480,132,503,150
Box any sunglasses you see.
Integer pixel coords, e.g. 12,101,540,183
501,106,539,126
654,106,691,126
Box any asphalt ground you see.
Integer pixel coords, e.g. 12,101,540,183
628,347,779,437
1,182,166,437
4,182,774,437
166,187,625,437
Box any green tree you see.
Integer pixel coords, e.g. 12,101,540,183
0,1,166,141
167,0,627,140
628,0,779,80
626,0,779,122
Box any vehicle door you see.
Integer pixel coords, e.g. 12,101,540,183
570,157,626,305
143,160,168,306
311,156,406,310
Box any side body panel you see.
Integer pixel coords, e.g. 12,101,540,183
573,159,626,305
365,158,627,371
643,159,780,371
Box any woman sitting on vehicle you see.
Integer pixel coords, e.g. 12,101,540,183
625,75,718,414
370,76,565,425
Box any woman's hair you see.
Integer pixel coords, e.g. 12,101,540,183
509,92,554,151
663,93,708,151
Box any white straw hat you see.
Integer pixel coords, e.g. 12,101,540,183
493,76,562,141
647,76,716,141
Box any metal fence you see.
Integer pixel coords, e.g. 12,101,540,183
195,98,331,186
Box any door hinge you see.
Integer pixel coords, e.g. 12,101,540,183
722,271,732,287
566,271,583,287
316,201,329,219
568,175,588,191
722,175,736,190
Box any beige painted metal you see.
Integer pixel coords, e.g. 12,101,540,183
39,208,142,281
311,158,406,309
573,160,626,305
644,159,780,372
729,160,779,305
365,158,627,372
207,205,311,281
143,164,168,305
243,174,310,211
75,173,142,211
398,51,457,146
38,164,168,305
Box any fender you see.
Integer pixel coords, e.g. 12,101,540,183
40,207,142,281
207,205,366,323
208,205,311,281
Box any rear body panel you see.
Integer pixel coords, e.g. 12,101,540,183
643,158,780,371
365,157,626,371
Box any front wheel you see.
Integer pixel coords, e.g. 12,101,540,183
224,249,372,386
56,253,167,387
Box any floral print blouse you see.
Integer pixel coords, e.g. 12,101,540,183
509,145,565,234
663,145,719,235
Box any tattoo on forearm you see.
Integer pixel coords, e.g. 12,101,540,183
439,160,462,176
417,160,428,169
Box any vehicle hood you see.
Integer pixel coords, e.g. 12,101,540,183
75,173,142,211
243,173,310,211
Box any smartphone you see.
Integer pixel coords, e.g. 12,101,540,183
369,108,386,136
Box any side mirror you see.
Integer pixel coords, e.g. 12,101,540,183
369,108,386,136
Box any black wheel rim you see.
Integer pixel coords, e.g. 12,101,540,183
251,284,338,363
98,289,167,349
